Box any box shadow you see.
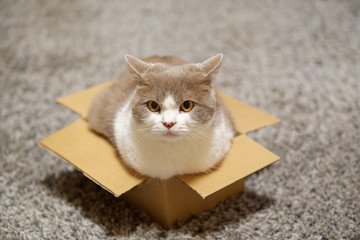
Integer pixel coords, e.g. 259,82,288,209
42,170,273,237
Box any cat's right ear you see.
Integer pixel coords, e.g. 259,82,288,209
125,54,153,77
201,53,223,77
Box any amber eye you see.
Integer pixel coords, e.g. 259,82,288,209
147,101,160,112
180,100,194,112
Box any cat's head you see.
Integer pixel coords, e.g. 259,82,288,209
125,54,223,142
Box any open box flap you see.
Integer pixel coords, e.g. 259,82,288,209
216,91,280,133
57,81,114,119
39,118,145,197
178,135,279,198
57,81,280,134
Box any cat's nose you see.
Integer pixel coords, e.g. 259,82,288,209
162,121,176,129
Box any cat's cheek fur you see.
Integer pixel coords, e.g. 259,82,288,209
114,95,233,180
113,92,141,167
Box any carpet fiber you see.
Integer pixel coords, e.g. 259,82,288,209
1,0,359,239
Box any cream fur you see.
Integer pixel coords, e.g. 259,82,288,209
113,92,235,180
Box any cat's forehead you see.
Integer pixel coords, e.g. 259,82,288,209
144,64,203,80
135,63,212,103
162,95,177,109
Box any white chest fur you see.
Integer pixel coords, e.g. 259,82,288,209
113,93,234,179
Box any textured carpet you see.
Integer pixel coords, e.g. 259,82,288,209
1,0,359,239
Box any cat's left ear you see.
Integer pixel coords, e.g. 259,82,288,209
200,53,223,77
125,54,153,77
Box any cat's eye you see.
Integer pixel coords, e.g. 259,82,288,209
180,100,194,112
147,101,160,112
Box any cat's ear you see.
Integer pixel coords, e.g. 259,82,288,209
125,54,153,77
200,53,223,77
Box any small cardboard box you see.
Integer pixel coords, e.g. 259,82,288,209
40,81,280,227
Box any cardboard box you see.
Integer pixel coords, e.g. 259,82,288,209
39,81,280,227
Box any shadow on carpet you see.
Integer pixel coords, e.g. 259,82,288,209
42,170,273,236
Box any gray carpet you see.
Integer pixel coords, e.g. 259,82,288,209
1,0,359,239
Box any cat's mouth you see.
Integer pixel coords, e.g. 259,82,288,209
163,131,179,138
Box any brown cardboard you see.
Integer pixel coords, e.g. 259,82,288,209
40,81,280,227
57,81,114,119
122,177,245,227
40,118,144,196
216,91,280,134
179,135,279,198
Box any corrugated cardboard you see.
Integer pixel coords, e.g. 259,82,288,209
40,81,280,227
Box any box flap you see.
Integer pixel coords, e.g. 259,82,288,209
57,81,114,118
216,91,280,133
123,177,245,227
57,81,279,133
39,118,144,197
178,135,279,198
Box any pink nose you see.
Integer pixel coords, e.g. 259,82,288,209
162,121,176,129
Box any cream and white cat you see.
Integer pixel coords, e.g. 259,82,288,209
87,54,236,179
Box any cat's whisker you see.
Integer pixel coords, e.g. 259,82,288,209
189,126,211,140
187,128,212,148
134,126,158,143
177,127,190,132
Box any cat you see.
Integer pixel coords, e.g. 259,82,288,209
87,54,237,180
